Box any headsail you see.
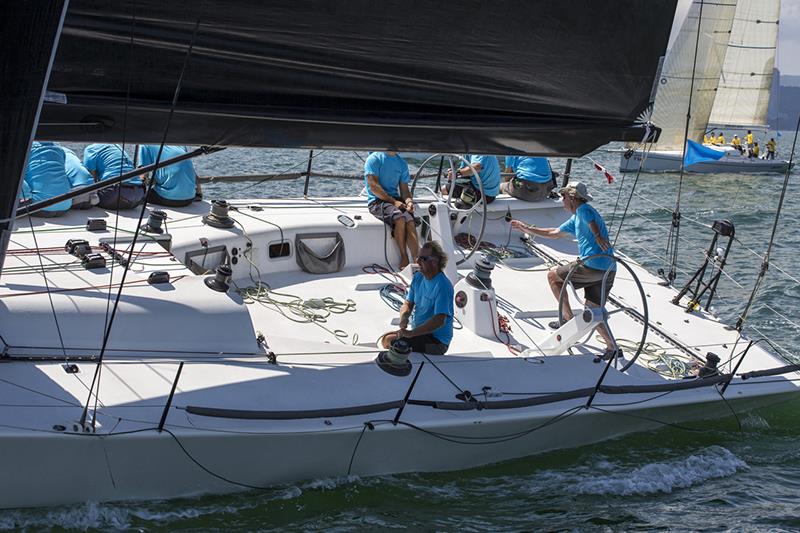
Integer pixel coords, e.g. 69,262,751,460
708,0,780,128
650,0,738,151
36,0,678,157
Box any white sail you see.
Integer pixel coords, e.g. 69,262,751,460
708,0,780,127
651,0,738,151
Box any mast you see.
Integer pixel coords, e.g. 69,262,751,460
0,1,69,276
708,0,780,128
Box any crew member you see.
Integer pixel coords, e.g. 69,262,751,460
510,180,619,360
381,241,454,355
63,146,98,209
83,144,144,210
730,135,743,154
715,132,725,145
766,138,777,160
703,134,713,145
751,142,760,159
23,142,72,217
500,156,555,202
138,145,201,207
442,154,501,206
364,151,419,269
746,130,754,151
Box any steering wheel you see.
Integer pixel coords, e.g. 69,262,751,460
410,154,488,265
557,255,648,371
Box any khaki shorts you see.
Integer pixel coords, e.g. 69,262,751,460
500,179,551,202
555,261,615,304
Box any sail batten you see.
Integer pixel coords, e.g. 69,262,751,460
708,0,780,128
651,0,739,151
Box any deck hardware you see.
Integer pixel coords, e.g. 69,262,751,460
202,200,235,229
376,338,413,376
204,264,232,292
81,253,106,270
142,210,167,234
428,204,437,217
697,352,720,378
158,361,184,433
231,247,238,256
86,218,107,232
64,238,90,257
147,271,170,285
62,363,79,374
393,361,425,425
52,425,66,432
324,420,332,426
673,219,734,312
337,214,355,227
455,291,467,308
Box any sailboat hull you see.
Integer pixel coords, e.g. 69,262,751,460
0,384,796,509
619,149,791,174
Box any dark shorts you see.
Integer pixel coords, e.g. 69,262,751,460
147,188,193,208
368,199,413,226
500,179,552,202
451,182,495,204
555,261,616,304
98,183,145,210
409,333,448,355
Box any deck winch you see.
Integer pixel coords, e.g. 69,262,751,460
376,338,413,376
203,200,236,229
204,264,232,292
142,210,167,234
453,253,499,338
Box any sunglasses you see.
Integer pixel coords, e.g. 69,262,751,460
417,255,436,262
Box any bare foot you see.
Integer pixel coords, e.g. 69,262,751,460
398,257,410,270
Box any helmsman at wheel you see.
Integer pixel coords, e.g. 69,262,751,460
510,180,619,360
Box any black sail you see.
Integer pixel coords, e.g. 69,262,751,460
37,0,677,155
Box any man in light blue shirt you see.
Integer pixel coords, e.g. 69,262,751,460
23,142,72,217
63,146,98,209
364,151,419,269
381,241,454,355
443,155,500,206
501,156,555,202
138,145,200,207
83,144,144,210
510,181,619,359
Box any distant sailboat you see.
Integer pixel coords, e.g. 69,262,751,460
620,0,790,174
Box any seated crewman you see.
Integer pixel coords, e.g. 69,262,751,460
442,154,501,205
381,241,454,355
23,142,72,217
62,146,98,209
500,156,555,202
139,145,201,207
364,151,419,270
83,144,144,210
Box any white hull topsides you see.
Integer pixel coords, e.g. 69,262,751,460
1,194,797,509
619,148,791,174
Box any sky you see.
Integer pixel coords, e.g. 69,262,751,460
670,0,800,76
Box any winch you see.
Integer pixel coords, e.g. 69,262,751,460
376,337,413,376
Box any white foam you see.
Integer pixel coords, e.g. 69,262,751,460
574,445,748,496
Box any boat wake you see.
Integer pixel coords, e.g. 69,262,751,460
573,445,748,496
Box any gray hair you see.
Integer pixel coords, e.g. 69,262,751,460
422,241,448,270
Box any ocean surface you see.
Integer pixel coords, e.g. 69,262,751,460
4,135,800,531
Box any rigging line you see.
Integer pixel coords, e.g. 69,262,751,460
735,113,800,332
612,143,652,248
420,353,464,394
21,215,69,363
346,422,371,476
105,0,139,336
666,0,706,285
81,19,202,430
234,150,329,195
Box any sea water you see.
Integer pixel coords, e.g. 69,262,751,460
3,136,800,531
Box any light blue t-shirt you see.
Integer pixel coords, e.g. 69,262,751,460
558,203,615,271
23,142,72,212
63,147,93,188
406,271,455,346
505,156,552,184
83,144,140,185
363,152,409,203
139,145,197,201
464,155,500,197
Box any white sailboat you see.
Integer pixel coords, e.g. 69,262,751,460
1,1,798,510
620,0,790,174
